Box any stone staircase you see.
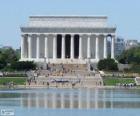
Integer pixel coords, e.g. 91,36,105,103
82,74,103,87
28,73,103,88
26,64,103,88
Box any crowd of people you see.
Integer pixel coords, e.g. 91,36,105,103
26,63,93,87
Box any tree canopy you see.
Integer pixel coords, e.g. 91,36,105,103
0,48,19,69
118,47,140,64
0,47,36,71
97,58,118,71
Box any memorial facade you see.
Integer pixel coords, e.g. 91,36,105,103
20,16,116,64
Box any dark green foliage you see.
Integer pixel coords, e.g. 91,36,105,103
0,48,19,70
0,47,36,71
118,47,140,64
11,61,36,71
0,60,6,69
97,58,118,71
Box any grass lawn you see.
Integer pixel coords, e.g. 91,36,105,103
0,77,26,85
103,76,135,86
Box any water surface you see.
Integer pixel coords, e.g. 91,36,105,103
0,88,140,116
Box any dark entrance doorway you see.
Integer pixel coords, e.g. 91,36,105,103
57,34,62,58
65,34,71,58
74,35,79,58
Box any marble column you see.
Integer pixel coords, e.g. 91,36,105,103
53,35,57,59
70,34,74,59
87,35,91,58
103,36,107,58
79,35,82,59
36,35,40,59
95,36,99,59
111,36,115,59
44,35,48,58
21,35,25,59
61,35,65,59
28,35,32,59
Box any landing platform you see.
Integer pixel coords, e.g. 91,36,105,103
20,58,99,64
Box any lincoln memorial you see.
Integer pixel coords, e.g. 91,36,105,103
20,16,116,64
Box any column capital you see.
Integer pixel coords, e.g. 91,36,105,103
35,34,41,38
21,34,30,38
106,34,115,38
61,34,65,38
70,34,75,37
79,34,85,38
79,34,82,37
86,34,92,37
36,33,49,38
111,35,115,38
21,34,26,38
95,34,104,38
53,34,57,38
28,34,39,38
44,34,49,38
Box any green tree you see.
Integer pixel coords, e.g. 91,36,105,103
0,47,19,70
97,58,118,71
118,47,140,64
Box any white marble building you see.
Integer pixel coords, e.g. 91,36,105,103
20,16,116,64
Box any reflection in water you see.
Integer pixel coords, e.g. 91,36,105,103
1,88,140,109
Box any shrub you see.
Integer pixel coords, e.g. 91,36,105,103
11,61,36,71
97,58,118,71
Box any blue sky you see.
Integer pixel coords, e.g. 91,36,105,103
0,0,140,48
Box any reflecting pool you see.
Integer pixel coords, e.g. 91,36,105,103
0,88,140,116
